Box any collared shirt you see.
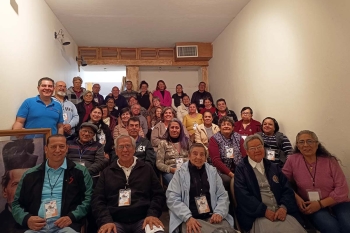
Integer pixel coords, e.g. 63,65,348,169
117,156,137,179
38,158,67,220
248,156,265,175
16,96,63,135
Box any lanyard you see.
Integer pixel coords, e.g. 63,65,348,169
303,157,317,187
47,169,64,196
78,145,91,161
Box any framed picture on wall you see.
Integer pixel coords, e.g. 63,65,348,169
0,128,51,231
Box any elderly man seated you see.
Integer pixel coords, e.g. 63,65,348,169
12,134,93,233
67,122,109,186
166,143,234,233
234,134,306,233
92,135,165,233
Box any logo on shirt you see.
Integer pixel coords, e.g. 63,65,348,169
272,175,279,183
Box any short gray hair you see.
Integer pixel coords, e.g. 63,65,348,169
189,143,208,157
243,134,264,150
114,135,136,149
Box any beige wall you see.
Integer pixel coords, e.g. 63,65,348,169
209,0,350,181
0,0,79,130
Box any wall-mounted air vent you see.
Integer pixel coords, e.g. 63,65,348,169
176,45,198,58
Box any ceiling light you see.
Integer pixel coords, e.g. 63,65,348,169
54,29,70,46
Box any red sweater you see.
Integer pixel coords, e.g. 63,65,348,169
200,106,216,115
234,119,261,136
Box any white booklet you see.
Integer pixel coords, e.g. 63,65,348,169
145,224,164,233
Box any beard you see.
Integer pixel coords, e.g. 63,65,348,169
57,91,66,96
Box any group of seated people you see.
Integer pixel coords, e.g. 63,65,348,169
4,76,350,233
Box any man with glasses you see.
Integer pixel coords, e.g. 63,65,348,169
12,134,93,233
234,134,305,233
234,107,261,138
53,81,79,139
66,123,109,186
92,135,165,233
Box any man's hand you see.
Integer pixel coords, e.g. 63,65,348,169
54,216,72,228
186,217,201,233
27,216,46,231
209,213,223,224
265,209,275,222
274,207,287,221
142,216,164,230
63,124,72,133
104,153,110,160
98,223,117,233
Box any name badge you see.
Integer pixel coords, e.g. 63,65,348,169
176,158,184,169
45,200,58,219
119,189,131,206
195,196,210,214
199,99,203,105
225,147,234,159
114,106,118,110
94,98,99,103
241,135,247,140
307,189,322,201
193,123,198,130
99,133,106,145
145,224,164,233
266,150,275,161
63,113,68,121
77,161,85,166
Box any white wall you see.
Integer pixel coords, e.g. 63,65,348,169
0,0,80,130
139,70,200,97
82,71,126,97
209,0,350,181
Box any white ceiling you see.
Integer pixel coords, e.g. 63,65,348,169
45,0,250,48
81,65,126,72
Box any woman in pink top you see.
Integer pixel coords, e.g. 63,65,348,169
283,130,350,233
152,80,172,107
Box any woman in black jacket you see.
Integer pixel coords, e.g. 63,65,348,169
86,106,113,160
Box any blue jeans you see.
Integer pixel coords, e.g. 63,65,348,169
25,217,77,233
310,202,350,233
162,173,174,186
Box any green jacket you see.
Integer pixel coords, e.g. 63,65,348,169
12,158,93,232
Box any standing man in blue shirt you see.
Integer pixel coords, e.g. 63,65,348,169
12,134,93,233
12,77,64,135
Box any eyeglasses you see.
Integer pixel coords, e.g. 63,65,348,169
242,112,252,115
248,145,264,152
117,144,133,150
80,129,94,135
297,140,317,146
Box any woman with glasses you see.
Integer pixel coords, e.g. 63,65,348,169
234,107,261,138
282,130,350,233
256,117,293,167
235,134,306,233
156,118,190,185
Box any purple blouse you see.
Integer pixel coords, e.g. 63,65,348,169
282,153,349,204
